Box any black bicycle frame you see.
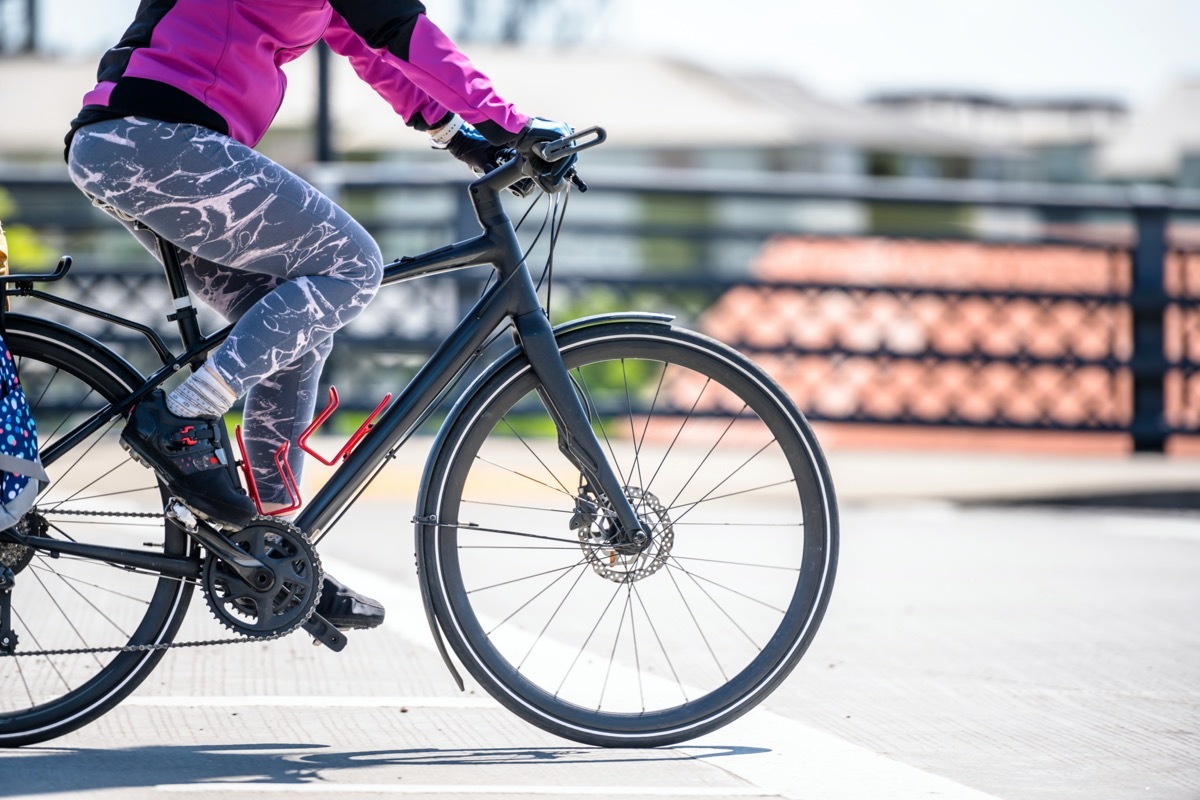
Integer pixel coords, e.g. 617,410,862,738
10,155,645,574
294,164,643,542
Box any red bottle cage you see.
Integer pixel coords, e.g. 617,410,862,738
233,387,391,515
234,425,301,517
297,387,392,466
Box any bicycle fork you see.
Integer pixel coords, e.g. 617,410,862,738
511,309,647,548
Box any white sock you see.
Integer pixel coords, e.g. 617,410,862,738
167,363,237,419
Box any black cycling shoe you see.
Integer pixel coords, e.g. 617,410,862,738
316,574,385,630
120,389,256,528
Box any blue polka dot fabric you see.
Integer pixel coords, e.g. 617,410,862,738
0,339,45,528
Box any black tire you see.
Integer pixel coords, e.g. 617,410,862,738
420,322,838,747
0,317,193,747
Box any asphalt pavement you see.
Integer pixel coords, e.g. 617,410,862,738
1,439,1197,800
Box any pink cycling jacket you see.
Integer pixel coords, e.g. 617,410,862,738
68,0,529,151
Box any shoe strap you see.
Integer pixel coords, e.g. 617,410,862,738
171,423,221,447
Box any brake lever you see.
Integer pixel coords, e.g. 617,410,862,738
531,127,608,163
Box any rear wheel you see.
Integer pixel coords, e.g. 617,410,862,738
0,317,193,747
421,322,838,747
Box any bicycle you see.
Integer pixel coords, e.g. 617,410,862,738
0,129,838,748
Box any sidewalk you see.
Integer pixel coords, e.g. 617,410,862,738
825,447,1200,507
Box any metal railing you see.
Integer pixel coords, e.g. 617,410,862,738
2,164,1198,450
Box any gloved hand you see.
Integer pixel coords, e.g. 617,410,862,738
434,117,535,197
513,117,577,193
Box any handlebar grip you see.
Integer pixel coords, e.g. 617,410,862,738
531,126,608,162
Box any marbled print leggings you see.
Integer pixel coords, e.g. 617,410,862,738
68,117,383,504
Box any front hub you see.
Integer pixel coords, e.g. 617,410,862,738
576,486,674,583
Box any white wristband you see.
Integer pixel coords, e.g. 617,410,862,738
428,114,464,147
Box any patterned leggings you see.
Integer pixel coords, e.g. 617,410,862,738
68,117,383,504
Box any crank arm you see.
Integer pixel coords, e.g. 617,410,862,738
166,504,274,586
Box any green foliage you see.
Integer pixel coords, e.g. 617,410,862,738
0,225,54,272
0,187,53,271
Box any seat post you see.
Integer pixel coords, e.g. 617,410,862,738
154,235,205,355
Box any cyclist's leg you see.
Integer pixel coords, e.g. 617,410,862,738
171,256,330,506
68,118,381,510
68,118,386,628
67,117,384,401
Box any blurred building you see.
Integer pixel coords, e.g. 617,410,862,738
867,84,1200,189
0,49,1011,176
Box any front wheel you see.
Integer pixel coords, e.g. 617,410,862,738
420,322,838,747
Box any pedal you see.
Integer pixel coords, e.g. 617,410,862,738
165,500,198,533
302,612,348,652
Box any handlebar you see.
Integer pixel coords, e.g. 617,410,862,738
473,126,606,204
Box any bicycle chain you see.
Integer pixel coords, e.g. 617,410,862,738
0,507,300,659
44,507,167,519
0,630,292,658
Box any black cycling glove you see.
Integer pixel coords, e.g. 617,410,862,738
513,117,577,194
433,116,535,197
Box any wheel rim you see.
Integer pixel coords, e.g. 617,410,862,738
432,332,835,736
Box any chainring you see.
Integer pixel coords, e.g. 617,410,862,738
200,518,322,638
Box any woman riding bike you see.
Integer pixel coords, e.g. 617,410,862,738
65,0,576,631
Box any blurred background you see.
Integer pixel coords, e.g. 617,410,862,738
2,0,1199,457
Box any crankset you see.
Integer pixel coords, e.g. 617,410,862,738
200,517,322,639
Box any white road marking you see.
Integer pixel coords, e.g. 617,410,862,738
124,695,499,709
322,559,1004,800
155,785,778,796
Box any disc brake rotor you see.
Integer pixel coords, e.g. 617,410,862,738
578,486,674,583
201,519,322,638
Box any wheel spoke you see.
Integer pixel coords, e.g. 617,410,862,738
467,560,588,595
497,416,574,497
473,452,575,501
643,377,711,499
664,564,727,683
30,563,153,604
28,566,105,667
553,577,627,697
632,582,687,703
42,560,132,638
666,554,789,614
11,608,73,692
514,563,592,669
